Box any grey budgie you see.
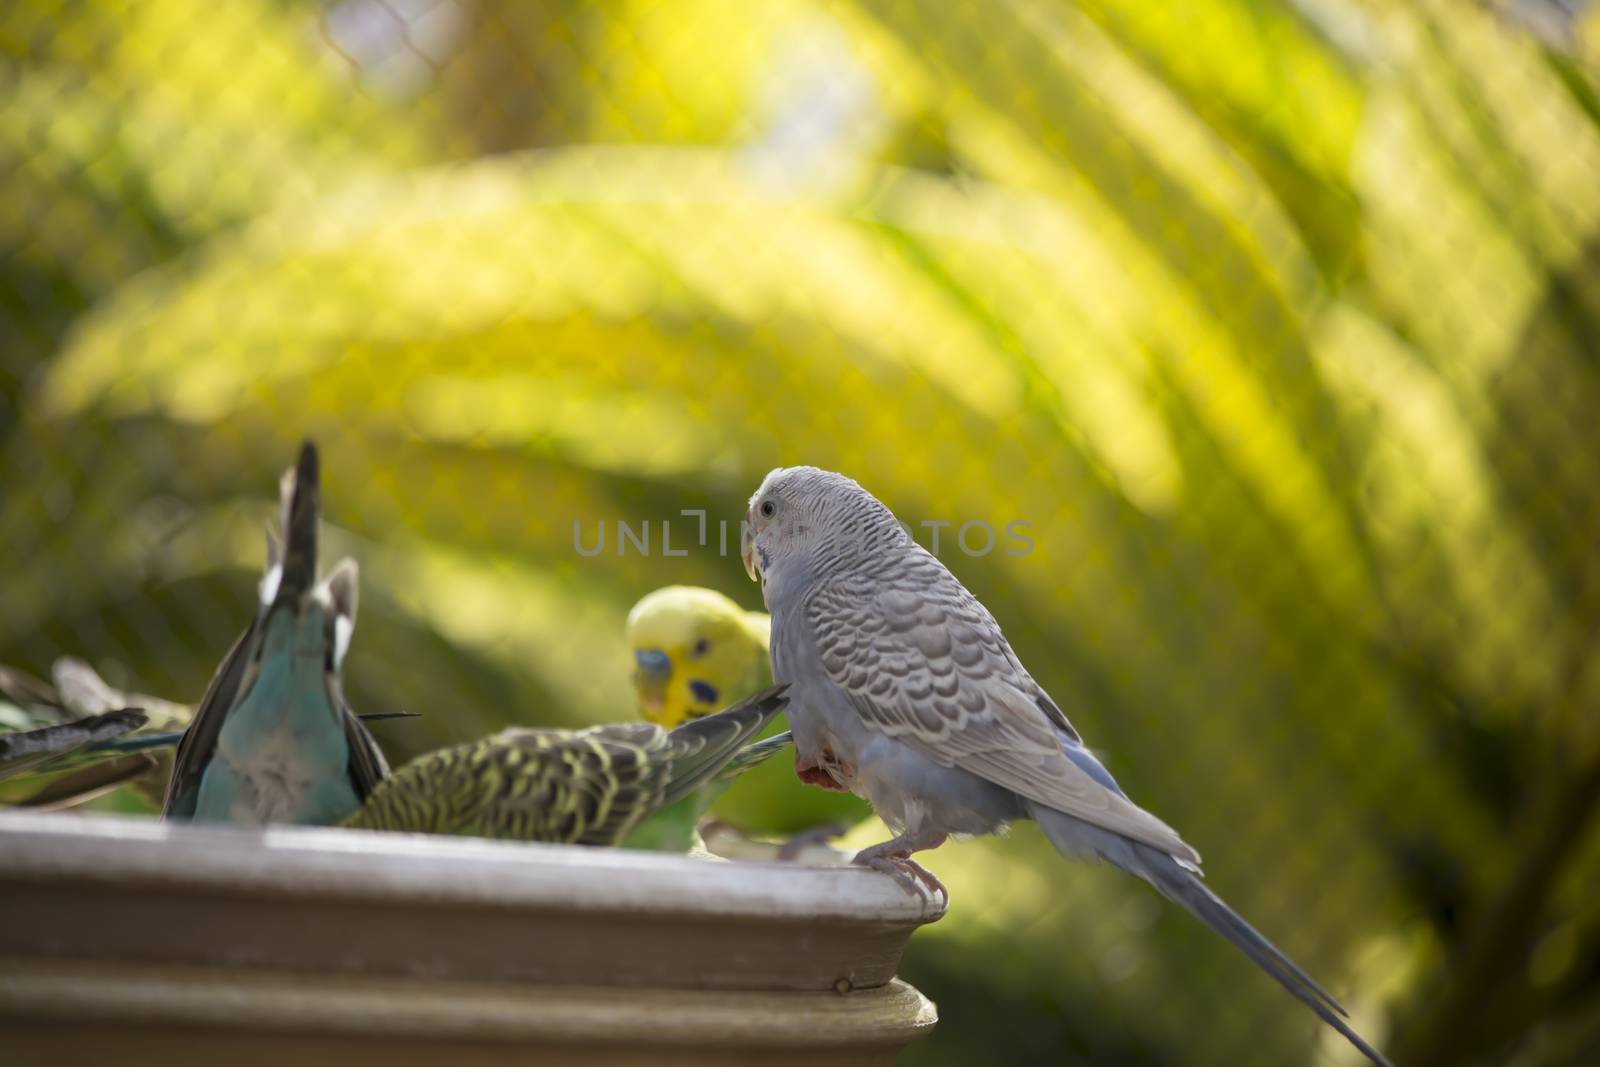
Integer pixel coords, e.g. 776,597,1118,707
163,441,388,824
742,466,1389,1067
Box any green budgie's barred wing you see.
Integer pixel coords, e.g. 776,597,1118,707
348,688,789,847
713,729,793,782
347,723,676,844
620,691,792,852
657,685,789,806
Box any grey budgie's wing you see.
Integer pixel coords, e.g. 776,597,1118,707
807,550,1199,864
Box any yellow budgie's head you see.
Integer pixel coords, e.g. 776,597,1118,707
625,586,770,727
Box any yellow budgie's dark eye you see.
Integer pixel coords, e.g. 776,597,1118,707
760,499,776,518
692,638,710,657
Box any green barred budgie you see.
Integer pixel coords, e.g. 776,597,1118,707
163,441,389,825
346,686,787,849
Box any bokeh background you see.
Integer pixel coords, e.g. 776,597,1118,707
4,1,1600,1064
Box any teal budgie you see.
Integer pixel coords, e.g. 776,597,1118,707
163,441,388,825
345,687,787,849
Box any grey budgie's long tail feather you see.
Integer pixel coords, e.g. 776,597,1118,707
275,440,320,608
0,708,148,781
1030,803,1392,1067
716,730,794,780
660,685,788,806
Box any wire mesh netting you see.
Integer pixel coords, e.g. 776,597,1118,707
4,1,1600,1064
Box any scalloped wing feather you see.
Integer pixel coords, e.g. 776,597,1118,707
807,551,1199,864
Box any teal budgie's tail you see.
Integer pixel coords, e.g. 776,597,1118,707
272,440,321,607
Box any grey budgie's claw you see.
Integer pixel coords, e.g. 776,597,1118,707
852,830,950,905
853,850,948,906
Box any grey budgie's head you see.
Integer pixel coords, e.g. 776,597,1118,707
742,466,908,586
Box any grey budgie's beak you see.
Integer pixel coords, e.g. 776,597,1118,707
741,508,758,582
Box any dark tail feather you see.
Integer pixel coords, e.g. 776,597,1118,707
274,440,320,607
84,711,411,762
660,685,788,806
1030,803,1390,1067
1132,843,1393,1067
0,709,149,781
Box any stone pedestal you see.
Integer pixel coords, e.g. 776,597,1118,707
0,812,942,1065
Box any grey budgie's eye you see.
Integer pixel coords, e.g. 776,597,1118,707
760,499,776,518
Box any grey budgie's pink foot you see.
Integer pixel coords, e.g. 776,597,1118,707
852,831,949,902
795,751,849,792
855,852,946,902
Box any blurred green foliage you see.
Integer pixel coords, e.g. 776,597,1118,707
4,1,1600,1064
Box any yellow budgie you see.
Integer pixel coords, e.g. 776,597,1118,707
626,586,872,841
